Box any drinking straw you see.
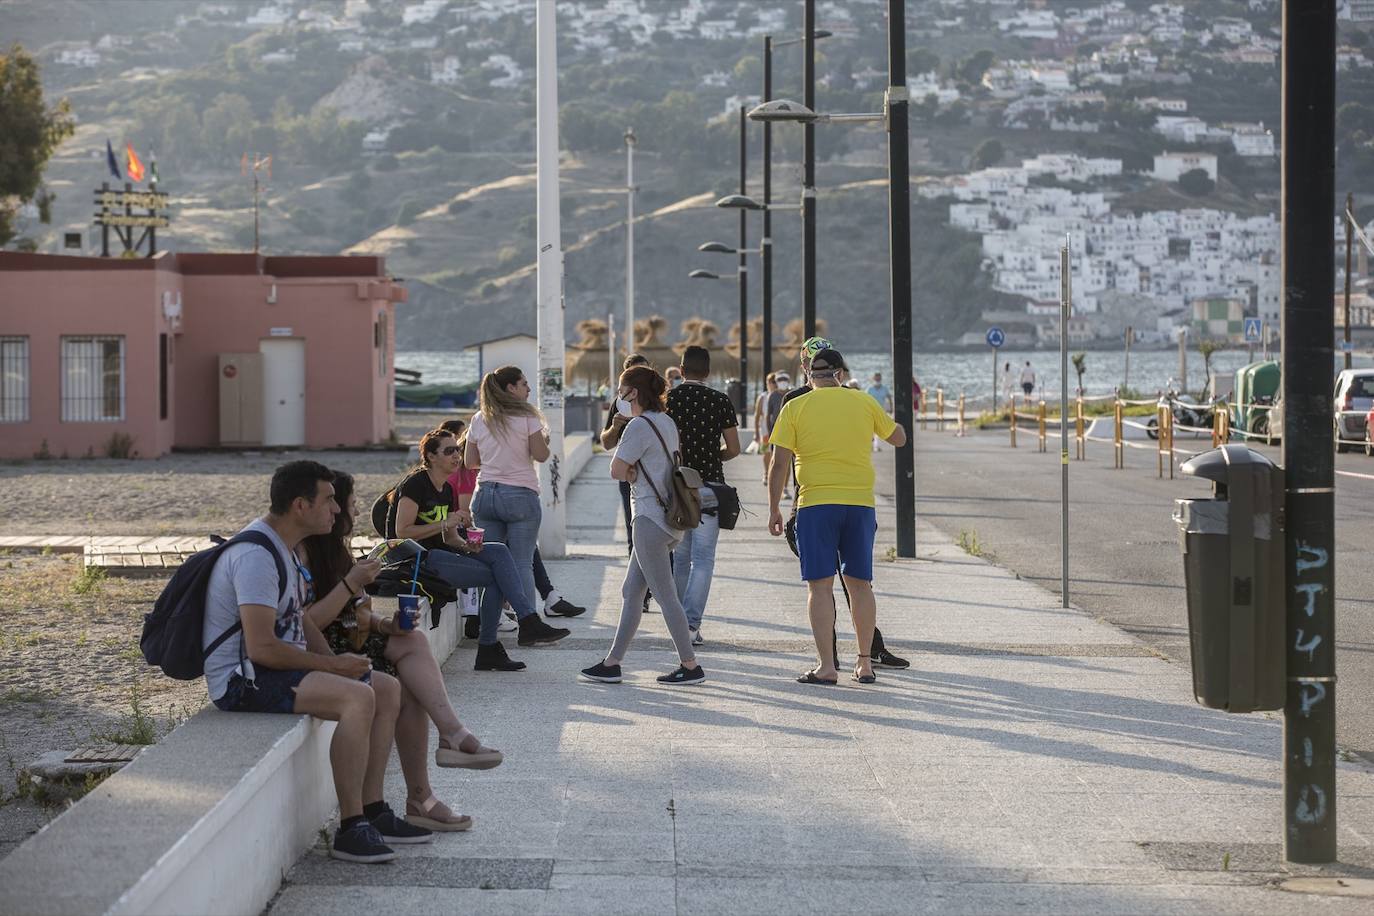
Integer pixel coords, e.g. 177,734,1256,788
409,547,423,596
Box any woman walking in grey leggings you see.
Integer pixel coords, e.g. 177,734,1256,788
580,366,705,686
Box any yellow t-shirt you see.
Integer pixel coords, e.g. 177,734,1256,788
769,386,898,508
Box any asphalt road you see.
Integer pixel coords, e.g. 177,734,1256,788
878,424,1374,764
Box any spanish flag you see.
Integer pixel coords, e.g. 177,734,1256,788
125,143,146,183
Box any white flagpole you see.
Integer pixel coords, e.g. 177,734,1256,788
535,0,567,557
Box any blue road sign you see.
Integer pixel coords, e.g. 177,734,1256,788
1243,317,1263,343
986,326,1005,348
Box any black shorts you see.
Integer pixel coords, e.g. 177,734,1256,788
213,665,371,714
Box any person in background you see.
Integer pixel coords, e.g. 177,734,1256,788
666,365,685,389
1020,360,1036,400
602,354,652,557
203,460,422,863
865,373,893,413
768,348,907,685
394,428,568,673
581,365,705,686
763,371,792,486
303,470,501,834
666,345,740,646
440,419,584,623
1001,360,1015,405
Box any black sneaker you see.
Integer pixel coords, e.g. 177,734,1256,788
656,665,706,687
546,598,586,618
580,660,623,683
518,614,570,646
330,820,396,864
474,641,526,672
463,616,480,640
369,803,433,845
873,648,911,669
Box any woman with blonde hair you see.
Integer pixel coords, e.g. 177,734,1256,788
466,366,555,649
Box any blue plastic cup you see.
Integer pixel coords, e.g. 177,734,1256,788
397,594,422,631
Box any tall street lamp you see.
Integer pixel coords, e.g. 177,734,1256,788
763,27,831,381
624,127,637,361
688,265,750,426
749,0,915,558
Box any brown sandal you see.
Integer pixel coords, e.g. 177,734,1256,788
405,794,473,832
435,728,504,770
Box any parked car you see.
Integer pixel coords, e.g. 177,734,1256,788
1247,394,1282,444
1334,369,1374,453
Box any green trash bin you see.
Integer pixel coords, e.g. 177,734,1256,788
1175,445,1285,713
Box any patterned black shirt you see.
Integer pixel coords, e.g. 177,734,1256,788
666,381,738,484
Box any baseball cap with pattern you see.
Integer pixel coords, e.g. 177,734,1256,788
800,336,834,360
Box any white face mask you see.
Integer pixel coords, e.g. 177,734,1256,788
616,397,634,417
669,377,684,388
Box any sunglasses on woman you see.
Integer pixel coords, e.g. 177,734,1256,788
441,445,462,456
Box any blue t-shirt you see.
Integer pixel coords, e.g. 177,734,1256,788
865,384,891,407
202,519,304,702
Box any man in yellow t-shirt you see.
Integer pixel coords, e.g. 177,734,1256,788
767,349,907,685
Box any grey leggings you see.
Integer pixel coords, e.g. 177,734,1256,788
610,517,697,665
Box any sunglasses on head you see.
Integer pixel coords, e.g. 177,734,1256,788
441,445,462,456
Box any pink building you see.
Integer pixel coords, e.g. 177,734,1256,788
0,251,405,459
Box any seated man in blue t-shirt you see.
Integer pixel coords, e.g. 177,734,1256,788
203,460,428,864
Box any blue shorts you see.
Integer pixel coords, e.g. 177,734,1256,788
213,665,371,714
795,504,878,582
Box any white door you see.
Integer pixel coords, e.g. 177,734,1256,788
260,338,305,447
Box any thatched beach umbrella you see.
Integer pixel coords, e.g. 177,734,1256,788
566,319,611,393
631,315,676,371
672,318,728,377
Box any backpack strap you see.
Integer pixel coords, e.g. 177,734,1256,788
202,529,289,660
631,415,677,511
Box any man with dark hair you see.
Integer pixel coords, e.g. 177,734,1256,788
204,460,427,863
768,349,907,684
778,339,911,671
666,345,740,645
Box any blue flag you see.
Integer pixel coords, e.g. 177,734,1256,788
105,139,122,181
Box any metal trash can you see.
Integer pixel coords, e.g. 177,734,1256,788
726,378,745,414
1174,444,1285,713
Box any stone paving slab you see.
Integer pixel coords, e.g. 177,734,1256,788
269,450,1374,914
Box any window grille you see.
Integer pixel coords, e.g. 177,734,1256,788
61,336,125,422
0,337,29,423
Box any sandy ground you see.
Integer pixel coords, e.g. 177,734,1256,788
0,412,456,859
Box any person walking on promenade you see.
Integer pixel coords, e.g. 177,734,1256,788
1001,360,1015,405
602,353,652,558
467,366,562,643
581,365,705,686
768,348,907,685
781,339,910,670
667,345,741,646
303,469,500,833
1020,360,1037,400
762,371,792,485
865,372,893,413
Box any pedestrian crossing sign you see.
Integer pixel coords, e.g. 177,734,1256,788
1243,317,1262,343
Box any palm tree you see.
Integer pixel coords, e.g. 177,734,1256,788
1071,352,1087,396
1197,339,1225,401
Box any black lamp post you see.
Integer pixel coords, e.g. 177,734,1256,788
749,0,915,557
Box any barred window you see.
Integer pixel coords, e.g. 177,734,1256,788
0,337,29,423
61,336,125,422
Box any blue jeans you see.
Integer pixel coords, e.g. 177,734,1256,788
423,543,536,646
672,486,719,630
472,482,541,624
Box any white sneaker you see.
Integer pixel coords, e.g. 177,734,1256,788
690,627,704,646
498,617,518,634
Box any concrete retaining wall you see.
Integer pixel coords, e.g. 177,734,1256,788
0,598,460,916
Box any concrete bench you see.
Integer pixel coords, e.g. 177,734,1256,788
0,596,461,916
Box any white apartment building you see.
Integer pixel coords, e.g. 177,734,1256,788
430,54,461,85
402,0,448,25
1154,152,1219,183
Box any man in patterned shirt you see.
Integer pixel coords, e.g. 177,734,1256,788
666,345,741,645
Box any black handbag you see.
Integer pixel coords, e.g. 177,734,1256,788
705,483,741,531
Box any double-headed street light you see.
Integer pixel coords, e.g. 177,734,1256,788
749,0,915,559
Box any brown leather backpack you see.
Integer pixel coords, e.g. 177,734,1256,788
634,414,703,531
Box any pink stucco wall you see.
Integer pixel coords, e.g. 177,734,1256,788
0,252,402,459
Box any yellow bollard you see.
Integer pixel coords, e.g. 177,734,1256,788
956,393,966,437
921,390,929,431
1075,397,1086,460
1038,400,1047,453
1220,407,1230,445
936,388,945,432
1167,405,1175,479
1009,398,1017,448
1114,399,1124,469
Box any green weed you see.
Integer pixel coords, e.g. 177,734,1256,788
72,565,107,595
956,529,995,562
93,684,158,746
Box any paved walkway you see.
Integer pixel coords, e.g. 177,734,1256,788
268,448,1374,915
